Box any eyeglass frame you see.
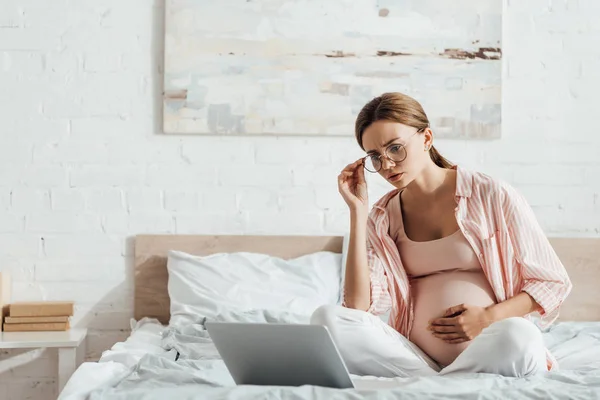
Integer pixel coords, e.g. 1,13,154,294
362,127,427,173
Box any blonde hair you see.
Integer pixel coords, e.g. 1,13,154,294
355,92,453,169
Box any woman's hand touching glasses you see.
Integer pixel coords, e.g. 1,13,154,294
338,159,369,215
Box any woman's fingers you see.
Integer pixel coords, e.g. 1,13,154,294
432,332,463,339
432,332,465,340
441,338,469,344
338,175,354,198
342,161,358,171
339,158,365,198
338,173,352,187
341,158,365,173
443,337,469,344
429,325,458,334
356,160,366,183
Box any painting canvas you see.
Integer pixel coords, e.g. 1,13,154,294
164,0,502,138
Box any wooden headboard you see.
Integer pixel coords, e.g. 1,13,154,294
134,235,599,325
551,238,600,321
134,235,344,324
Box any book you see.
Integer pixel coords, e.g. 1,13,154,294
4,315,69,324
2,321,70,332
9,301,74,317
0,271,10,331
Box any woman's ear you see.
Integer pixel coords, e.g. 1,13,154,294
422,128,434,151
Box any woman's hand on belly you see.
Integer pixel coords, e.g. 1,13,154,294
428,303,494,344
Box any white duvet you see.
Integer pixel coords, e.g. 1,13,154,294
60,311,600,400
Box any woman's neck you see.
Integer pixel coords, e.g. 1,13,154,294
404,164,453,203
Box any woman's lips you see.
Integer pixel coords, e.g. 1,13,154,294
388,173,404,182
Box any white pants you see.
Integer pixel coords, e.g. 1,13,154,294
310,305,547,378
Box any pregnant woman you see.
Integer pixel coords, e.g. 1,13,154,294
311,92,572,377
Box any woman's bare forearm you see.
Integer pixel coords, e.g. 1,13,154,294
343,210,371,311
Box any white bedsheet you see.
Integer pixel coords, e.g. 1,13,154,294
60,312,600,400
58,318,174,400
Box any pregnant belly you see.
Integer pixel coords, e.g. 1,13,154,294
409,270,497,367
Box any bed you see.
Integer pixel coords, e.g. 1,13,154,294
59,234,600,400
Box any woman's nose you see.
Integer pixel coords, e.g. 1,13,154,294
381,157,396,170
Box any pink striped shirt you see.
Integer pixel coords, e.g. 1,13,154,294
347,166,572,371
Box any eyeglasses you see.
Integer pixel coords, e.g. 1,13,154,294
363,128,425,173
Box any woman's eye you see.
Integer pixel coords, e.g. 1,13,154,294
388,145,402,154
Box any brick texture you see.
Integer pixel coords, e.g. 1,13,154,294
0,1,599,399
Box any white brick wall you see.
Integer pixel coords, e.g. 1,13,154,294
1,0,599,398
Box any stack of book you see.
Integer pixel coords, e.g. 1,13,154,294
3,301,73,332
0,271,9,329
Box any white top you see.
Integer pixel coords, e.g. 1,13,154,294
0,328,87,349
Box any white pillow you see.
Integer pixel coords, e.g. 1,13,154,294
166,250,343,326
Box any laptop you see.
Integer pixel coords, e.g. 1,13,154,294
205,322,355,389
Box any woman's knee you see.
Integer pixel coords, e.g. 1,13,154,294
310,304,340,327
490,317,543,351
489,317,546,375
310,304,374,326
310,304,348,344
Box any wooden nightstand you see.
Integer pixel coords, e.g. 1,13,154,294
0,328,87,392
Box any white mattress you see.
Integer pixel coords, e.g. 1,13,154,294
59,318,600,400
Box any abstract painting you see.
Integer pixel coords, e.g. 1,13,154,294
164,0,502,138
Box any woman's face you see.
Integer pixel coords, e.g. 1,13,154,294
361,120,432,189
